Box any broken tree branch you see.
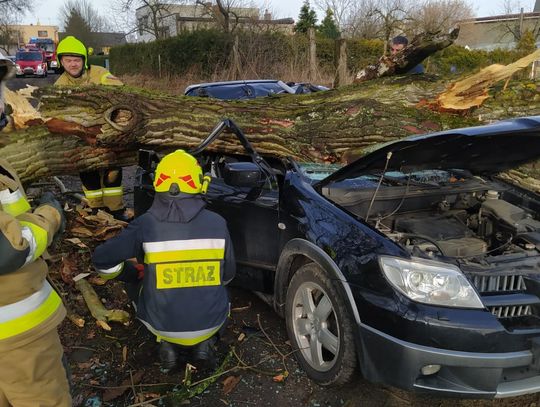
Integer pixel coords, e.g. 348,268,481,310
75,278,130,330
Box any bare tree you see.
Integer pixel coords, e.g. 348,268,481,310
497,0,540,43
0,0,33,53
312,0,355,29
114,0,185,40
195,0,258,34
406,0,474,36
60,0,111,32
369,0,410,54
342,0,383,38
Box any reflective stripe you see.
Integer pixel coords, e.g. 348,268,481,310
19,221,48,261
0,188,31,217
156,261,221,288
139,318,223,346
102,187,123,197
0,281,62,340
97,262,124,280
143,239,225,263
83,189,103,198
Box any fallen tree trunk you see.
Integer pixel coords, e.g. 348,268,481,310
1,68,539,184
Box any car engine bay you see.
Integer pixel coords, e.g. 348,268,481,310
323,171,540,266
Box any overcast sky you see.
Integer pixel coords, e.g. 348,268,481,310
21,0,539,28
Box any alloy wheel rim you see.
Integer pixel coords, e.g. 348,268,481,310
291,281,340,372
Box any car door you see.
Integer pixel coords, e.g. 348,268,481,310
203,153,280,292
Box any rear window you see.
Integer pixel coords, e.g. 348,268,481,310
16,52,43,61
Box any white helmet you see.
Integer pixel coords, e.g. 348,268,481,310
0,53,15,82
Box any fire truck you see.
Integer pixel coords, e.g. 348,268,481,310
26,37,59,72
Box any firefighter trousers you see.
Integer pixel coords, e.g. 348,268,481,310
0,329,71,407
80,167,124,211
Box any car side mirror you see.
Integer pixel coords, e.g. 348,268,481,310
223,162,266,188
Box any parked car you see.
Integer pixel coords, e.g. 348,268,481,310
15,50,47,77
184,79,329,100
135,117,540,398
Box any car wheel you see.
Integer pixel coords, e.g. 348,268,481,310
285,262,356,386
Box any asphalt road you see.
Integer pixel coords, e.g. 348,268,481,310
5,69,58,91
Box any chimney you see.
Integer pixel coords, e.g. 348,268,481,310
264,9,272,20
535,0,540,12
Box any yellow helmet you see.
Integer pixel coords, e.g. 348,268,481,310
153,150,210,194
56,36,88,69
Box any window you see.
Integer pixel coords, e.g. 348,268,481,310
37,30,48,37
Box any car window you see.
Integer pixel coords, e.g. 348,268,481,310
16,52,42,61
298,163,342,181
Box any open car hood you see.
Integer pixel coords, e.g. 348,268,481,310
319,116,540,186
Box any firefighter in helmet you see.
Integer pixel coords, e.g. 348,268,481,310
55,35,128,220
92,150,235,369
0,52,70,407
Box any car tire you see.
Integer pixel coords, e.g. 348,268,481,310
285,262,356,386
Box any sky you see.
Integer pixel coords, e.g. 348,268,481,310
21,0,539,28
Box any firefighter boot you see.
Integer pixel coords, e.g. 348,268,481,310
191,336,217,370
159,341,178,373
109,209,131,222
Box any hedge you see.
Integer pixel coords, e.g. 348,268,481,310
109,30,528,80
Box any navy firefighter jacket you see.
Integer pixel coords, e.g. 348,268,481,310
92,192,235,345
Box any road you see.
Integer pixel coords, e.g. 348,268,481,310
5,70,57,91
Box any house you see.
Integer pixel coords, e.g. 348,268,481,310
2,24,59,55
135,3,294,42
456,2,540,50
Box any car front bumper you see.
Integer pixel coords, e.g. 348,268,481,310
358,322,540,398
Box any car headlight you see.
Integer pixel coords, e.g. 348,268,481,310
379,256,484,308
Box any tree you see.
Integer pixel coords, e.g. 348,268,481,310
342,0,381,39
113,0,184,41
516,29,537,53
63,9,94,46
60,0,110,33
195,0,254,34
498,0,540,44
295,0,318,34
3,33,539,187
312,0,354,29
368,0,409,54
318,8,340,39
406,0,473,35
0,0,33,52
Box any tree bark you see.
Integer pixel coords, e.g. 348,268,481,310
1,74,539,184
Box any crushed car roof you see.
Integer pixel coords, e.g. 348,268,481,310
320,116,540,185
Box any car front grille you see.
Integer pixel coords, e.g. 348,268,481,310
470,274,540,329
471,274,526,293
490,305,533,318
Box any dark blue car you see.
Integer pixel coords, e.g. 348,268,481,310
184,79,329,100
135,116,540,398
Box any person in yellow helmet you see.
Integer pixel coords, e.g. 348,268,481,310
0,158,70,406
92,150,235,371
55,36,128,220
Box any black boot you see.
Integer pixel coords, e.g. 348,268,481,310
109,209,131,222
191,337,217,370
159,341,178,372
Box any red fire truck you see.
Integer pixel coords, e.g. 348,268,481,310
26,37,59,72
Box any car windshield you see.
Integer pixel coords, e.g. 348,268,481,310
16,52,42,61
298,163,342,181
331,169,472,188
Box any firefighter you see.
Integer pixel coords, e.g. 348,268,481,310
0,59,69,405
55,35,128,220
92,150,235,370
